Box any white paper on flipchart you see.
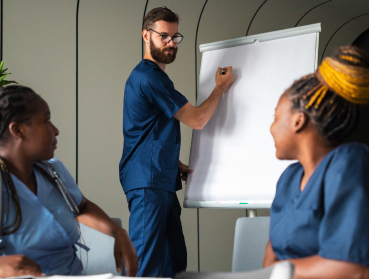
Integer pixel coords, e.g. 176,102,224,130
185,32,317,204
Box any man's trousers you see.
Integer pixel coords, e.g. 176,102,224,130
126,188,187,277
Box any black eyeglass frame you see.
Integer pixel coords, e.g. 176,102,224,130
147,29,184,44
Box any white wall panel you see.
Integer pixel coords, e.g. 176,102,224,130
296,0,369,60
248,0,326,34
197,0,265,46
3,0,76,176
320,15,369,59
78,0,145,230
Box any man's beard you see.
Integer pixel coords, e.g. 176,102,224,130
150,37,177,64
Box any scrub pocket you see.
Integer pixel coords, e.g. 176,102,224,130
151,140,180,184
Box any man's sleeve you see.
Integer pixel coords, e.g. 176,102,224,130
141,70,188,118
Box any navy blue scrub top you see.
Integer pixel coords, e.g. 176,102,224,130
119,59,188,193
270,142,369,267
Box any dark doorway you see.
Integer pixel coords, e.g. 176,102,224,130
353,28,369,53
346,29,369,146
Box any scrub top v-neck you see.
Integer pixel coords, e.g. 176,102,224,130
270,142,369,267
2,159,83,275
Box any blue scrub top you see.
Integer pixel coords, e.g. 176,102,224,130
119,59,188,193
2,159,83,275
270,142,369,267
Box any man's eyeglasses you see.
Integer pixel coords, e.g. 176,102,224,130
147,29,184,44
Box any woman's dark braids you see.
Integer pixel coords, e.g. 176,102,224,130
0,86,39,141
285,46,369,144
0,85,40,235
0,158,22,235
286,74,359,143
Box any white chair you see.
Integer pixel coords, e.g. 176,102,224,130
175,216,294,279
175,261,294,279
232,217,270,272
75,218,124,275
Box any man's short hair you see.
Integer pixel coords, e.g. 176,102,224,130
143,7,179,30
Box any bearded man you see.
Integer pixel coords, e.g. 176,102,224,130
119,7,234,277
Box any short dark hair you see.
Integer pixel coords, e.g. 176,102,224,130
143,6,179,30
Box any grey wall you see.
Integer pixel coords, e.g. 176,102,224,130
1,0,368,272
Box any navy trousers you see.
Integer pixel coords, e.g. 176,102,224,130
126,188,187,277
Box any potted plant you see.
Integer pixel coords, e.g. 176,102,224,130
0,60,18,87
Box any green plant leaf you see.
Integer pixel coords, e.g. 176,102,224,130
0,74,8,82
0,61,18,87
0,80,18,87
0,68,8,75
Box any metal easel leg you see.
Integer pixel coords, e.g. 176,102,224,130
246,209,257,218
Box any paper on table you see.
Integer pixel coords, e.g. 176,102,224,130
5,274,169,279
6,273,113,279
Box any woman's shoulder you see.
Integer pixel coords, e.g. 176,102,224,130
333,142,369,153
46,158,69,177
276,161,302,189
47,158,65,168
329,142,369,162
324,142,369,184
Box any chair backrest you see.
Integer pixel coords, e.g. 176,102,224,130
232,217,270,272
76,219,124,275
175,262,294,279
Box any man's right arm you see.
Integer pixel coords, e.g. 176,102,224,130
174,67,234,130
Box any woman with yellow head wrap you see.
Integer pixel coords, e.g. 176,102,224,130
264,46,369,279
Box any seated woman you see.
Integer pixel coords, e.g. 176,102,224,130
263,46,369,279
0,85,138,277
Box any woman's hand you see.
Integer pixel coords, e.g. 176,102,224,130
113,228,138,277
263,239,369,278
263,239,279,268
77,197,138,276
0,255,44,277
288,255,369,279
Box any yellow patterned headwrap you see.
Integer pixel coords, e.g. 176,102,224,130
305,55,369,109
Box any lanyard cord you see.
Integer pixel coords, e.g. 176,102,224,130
34,162,79,216
35,163,85,273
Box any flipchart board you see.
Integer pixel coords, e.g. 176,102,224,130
184,24,321,209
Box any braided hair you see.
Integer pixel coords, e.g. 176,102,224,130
285,46,369,144
0,85,40,235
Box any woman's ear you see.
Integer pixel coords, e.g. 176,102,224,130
293,111,308,133
8,122,25,140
